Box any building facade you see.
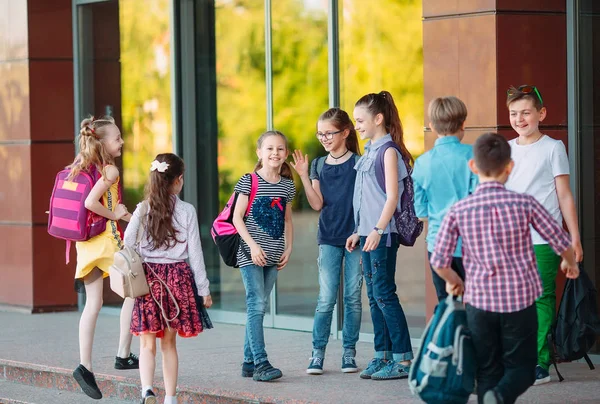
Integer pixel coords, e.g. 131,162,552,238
0,0,598,348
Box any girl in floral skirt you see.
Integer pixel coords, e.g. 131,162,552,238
124,153,212,404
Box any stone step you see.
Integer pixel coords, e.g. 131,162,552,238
0,379,135,404
0,359,264,404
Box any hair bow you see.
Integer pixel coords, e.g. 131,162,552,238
150,160,169,173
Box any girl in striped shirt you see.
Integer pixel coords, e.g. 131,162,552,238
232,130,296,382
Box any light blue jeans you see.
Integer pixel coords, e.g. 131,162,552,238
240,264,278,365
312,245,362,358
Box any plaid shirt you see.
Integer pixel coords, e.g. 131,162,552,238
430,181,571,313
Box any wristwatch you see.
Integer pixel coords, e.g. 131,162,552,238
373,227,384,236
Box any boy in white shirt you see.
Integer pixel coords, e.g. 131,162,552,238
505,85,583,386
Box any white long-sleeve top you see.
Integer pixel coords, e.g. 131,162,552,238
123,196,210,296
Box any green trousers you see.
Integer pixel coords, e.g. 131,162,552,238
533,244,561,370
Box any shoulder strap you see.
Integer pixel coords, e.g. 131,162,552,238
375,141,402,192
316,156,326,178
135,201,149,247
353,154,361,165
245,173,259,217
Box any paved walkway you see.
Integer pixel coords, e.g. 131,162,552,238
0,311,599,403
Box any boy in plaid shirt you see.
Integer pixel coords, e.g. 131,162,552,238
430,133,579,404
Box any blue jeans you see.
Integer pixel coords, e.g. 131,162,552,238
427,252,465,302
361,234,413,362
312,245,362,358
240,264,278,365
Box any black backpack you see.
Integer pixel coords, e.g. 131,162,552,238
549,264,600,380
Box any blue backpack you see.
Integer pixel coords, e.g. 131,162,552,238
374,141,423,246
408,296,476,404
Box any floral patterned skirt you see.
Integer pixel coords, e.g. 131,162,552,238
130,262,202,338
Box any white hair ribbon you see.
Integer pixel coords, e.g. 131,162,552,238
150,160,169,173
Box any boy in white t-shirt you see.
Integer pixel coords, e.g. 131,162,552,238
505,85,583,386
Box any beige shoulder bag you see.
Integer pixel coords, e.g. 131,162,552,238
109,202,150,299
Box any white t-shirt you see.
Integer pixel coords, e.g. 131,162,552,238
505,135,570,244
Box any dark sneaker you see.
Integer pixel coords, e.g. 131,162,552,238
241,361,255,377
483,389,504,404
359,358,387,379
533,365,551,385
253,361,283,382
141,389,157,404
341,356,358,373
73,364,102,400
371,361,410,380
115,353,139,370
306,356,324,375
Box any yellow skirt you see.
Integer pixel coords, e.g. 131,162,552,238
75,230,120,280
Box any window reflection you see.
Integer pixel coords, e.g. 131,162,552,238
214,0,266,311
120,0,173,206
272,0,329,318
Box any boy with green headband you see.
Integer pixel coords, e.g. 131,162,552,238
505,85,583,386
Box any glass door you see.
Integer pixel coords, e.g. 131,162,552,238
573,0,600,353
72,0,122,310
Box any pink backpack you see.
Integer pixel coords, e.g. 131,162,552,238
47,165,108,264
211,173,258,267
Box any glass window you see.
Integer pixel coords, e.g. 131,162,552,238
214,0,266,311
577,0,600,353
271,0,329,318
339,0,425,334
120,0,173,206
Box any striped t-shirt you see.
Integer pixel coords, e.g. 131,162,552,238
234,173,296,268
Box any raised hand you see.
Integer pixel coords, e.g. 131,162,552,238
290,149,310,178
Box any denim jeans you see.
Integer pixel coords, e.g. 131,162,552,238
427,252,466,302
312,244,362,358
467,304,537,404
240,264,278,365
360,234,413,361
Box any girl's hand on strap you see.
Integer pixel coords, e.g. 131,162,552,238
345,234,360,253
362,230,381,252
250,243,267,267
278,248,292,270
290,150,310,178
114,204,129,221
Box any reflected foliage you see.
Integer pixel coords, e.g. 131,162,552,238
216,0,423,208
120,0,173,207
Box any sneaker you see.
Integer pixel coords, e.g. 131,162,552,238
359,358,387,379
115,353,139,370
371,361,410,380
533,365,551,385
141,389,157,404
241,361,255,377
341,356,358,373
483,389,504,404
306,357,324,375
253,361,283,382
73,364,102,400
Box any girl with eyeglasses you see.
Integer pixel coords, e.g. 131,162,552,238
290,108,363,375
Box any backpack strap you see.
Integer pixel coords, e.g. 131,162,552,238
547,332,565,382
316,156,326,179
374,142,403,247
65,240,72,265
583,352,595,370
375,141,402,192
245,173,259,217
